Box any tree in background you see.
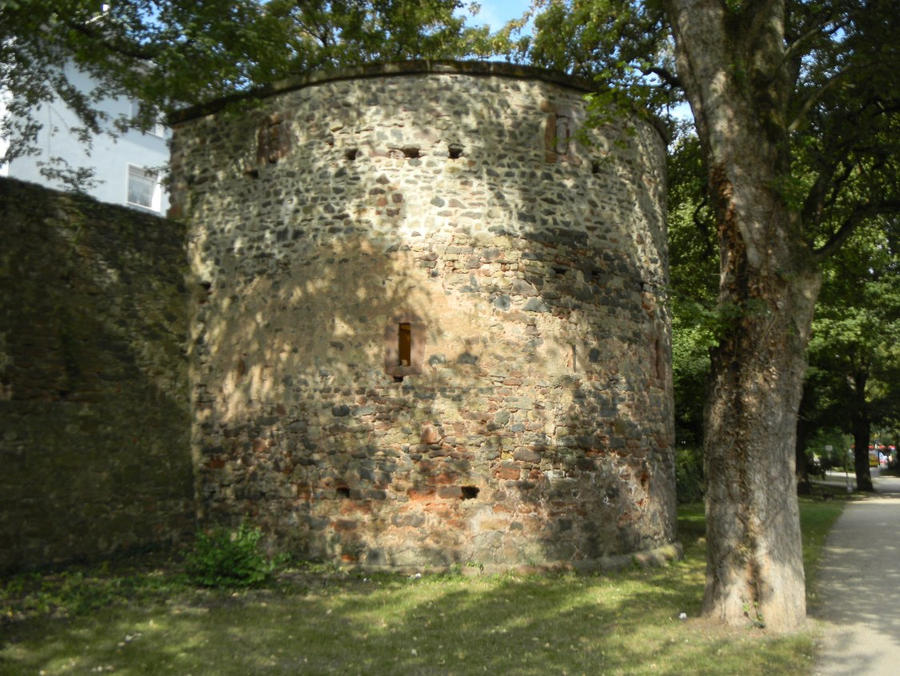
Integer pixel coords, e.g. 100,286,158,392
665,134,716,502
261,0,493,71
804,220,900,490
2,1,268,164
0,0,492,174
525,0,899,631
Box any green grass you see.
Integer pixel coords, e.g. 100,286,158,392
0,498,845,675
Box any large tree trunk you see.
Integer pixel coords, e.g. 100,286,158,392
666,0,821,631
703,267,819,631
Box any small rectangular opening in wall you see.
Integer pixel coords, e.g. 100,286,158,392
398,322,412,366
336,486,351,498
555,115,571,155
461,486,479,500
654,336,664,381
544,107,575,163
385,316,423,381
257,115,291,165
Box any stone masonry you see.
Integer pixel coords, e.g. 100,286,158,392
169,61,676,571
0,178,193,572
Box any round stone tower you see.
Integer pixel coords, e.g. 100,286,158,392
169,61,676,571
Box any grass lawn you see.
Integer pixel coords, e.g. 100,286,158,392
1,497,845,675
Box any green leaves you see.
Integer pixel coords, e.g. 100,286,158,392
526,0,680,122
185,523,279,588
804,219,900,440
2,0,500,176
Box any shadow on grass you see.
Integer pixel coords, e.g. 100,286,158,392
1,507,814,675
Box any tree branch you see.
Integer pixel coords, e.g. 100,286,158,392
63,19,160,61
782,13,845,67
645,66,683,89
787,68,848,133
803,158,856,228
813,198,900,260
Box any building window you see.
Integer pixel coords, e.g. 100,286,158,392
130,101,166,137
127,165,160,211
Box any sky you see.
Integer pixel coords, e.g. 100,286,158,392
467,0,534,32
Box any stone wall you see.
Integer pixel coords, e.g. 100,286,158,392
0,178,193,572
170,61,676,570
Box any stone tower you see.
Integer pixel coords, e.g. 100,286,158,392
169,61,676,570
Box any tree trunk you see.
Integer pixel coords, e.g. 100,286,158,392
666,0,821,632
851,370,874,491
703,268,819,631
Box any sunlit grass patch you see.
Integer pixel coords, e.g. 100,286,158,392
1,500,844,675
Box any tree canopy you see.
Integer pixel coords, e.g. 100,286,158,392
804,217,900,487
0,0,494,170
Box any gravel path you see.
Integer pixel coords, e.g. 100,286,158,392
812,471,900,675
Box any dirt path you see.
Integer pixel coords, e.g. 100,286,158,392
812,471,900,675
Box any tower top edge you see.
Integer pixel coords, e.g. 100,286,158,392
170,60,598,125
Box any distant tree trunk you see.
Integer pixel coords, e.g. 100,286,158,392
851,370,874,491
796,411,812,495
666,0,820,632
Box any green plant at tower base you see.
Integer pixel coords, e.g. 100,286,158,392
185,523,278,588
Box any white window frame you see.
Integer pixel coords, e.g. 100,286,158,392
127,164,161,212
150,118,166,138
130,100,166,138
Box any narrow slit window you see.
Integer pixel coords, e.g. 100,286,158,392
385,316,423,381
544,105,575,163
398,322,412,366
555,115,571,155
654,337,664,381
257,116,290,164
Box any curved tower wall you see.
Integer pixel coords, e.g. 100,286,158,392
169,63,675,570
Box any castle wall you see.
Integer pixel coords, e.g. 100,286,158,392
170,63,676,570
0,178,193,572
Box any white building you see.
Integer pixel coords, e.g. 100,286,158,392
1,64,170,214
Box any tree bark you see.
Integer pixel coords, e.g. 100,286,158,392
665,0,821,631
703,269,819,631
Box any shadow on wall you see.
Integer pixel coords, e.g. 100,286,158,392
0,178,194,573
172,66,675,570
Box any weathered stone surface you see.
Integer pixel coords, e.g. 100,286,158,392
0,178,193,573
169,62,676,570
